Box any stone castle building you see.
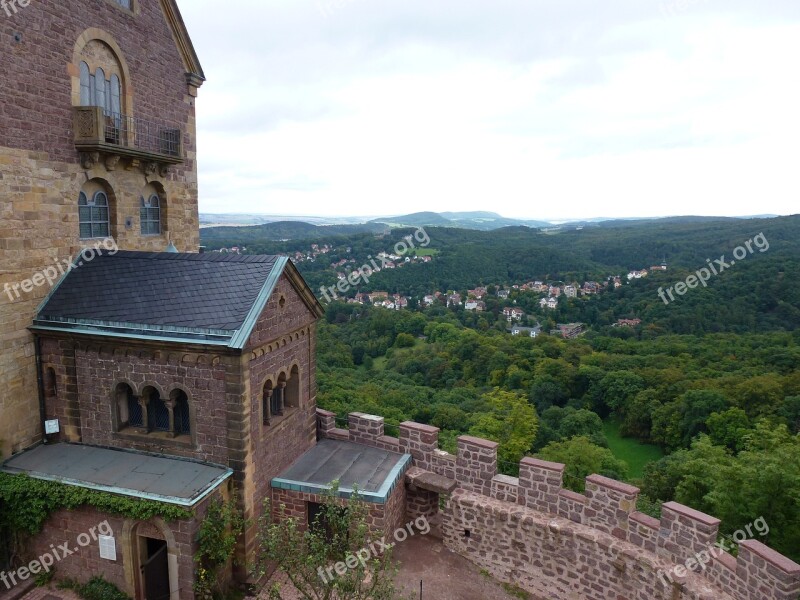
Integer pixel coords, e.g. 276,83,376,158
0,0,203,459
1,3,799,600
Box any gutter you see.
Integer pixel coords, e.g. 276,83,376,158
33,334,48,446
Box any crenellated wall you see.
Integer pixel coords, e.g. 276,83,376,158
317,409,800,600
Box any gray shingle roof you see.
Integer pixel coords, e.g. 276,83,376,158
33,251,288,346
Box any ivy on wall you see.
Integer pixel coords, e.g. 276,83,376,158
0,473,192,535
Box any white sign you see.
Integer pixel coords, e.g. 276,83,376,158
44,419,60,434
99,535,117,561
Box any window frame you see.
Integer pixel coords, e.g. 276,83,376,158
79,190,110,240
140,194,162,236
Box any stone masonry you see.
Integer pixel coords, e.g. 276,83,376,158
0,0,203,458
318,409,800,600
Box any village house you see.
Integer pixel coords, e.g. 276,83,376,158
551,323,584,339
447,292,462,307
627,269,649,280
510,325,541,338
615,318,643,328
503,307,525,322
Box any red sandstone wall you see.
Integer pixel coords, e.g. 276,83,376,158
247,275,318,513
318,410,800,600
24,502,205,600
39,336,237,465
0,1,197,167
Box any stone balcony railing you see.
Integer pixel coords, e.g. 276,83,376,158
72,106,184,175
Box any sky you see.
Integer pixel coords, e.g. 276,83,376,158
179,0,800,221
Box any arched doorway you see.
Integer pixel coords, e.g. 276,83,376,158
124,520,179,600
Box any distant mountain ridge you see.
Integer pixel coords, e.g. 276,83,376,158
368,211,552,230
199,211,785,240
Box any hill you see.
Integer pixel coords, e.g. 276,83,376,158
370,211,551,230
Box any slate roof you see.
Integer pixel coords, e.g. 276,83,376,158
2,443,231,506
32,251,318,348
271,439,411,504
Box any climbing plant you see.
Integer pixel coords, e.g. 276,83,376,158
194,495,245,600
0,473,192,535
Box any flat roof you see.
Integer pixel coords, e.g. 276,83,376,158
2,444,232,507
272,439,411,504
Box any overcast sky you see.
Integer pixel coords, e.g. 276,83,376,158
179,0,800,221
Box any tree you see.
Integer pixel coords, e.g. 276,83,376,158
470,389,538,471
778,396,800,434
678,390,729,447
537,436,629,493
707,408,751,451
255,484,404,600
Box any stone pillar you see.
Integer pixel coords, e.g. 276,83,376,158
658,501,720,566
456,436,498,496
518,457,564,515
737,540,800,600
316,408,336,439
585,474,639,541
399,422,439,471
348,412,385,446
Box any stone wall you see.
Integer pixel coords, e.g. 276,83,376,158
38,336,238,466
23,490,220,600
243,274,319,574
317,409,800,600
271,480,407,536
0,0,202,458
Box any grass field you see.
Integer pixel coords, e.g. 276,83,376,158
414,248,440,257
602,419,664,479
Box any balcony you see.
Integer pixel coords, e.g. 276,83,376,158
73,106,184,175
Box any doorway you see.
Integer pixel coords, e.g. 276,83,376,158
140,537,170,600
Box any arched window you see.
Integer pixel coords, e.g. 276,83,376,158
110,74,121,117
94,67,106,114
262,381,274,425
144,387,169,432
286,366,300,408
79,64,121,117
275,373,286,416
79,191,110,239
115,383,141,429
79,62,91,106
171,390,190,436
141,195,161,235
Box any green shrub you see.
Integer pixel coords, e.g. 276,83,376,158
64,577,130,600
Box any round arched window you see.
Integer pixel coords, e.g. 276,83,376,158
78,191,110,239
140,194,161,235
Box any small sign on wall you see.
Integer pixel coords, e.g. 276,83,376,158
99,535,117,561
44,420,60,435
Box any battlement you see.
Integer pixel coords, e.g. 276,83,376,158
317,409,800,600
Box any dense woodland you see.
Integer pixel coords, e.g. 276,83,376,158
204,215,800,560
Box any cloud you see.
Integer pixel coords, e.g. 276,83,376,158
180,0,800,219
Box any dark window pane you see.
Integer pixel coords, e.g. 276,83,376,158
128,396,143,427
148,397,170,432
175,399,190,435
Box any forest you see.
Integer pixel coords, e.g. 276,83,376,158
317,303,800,560
205,215,800,560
